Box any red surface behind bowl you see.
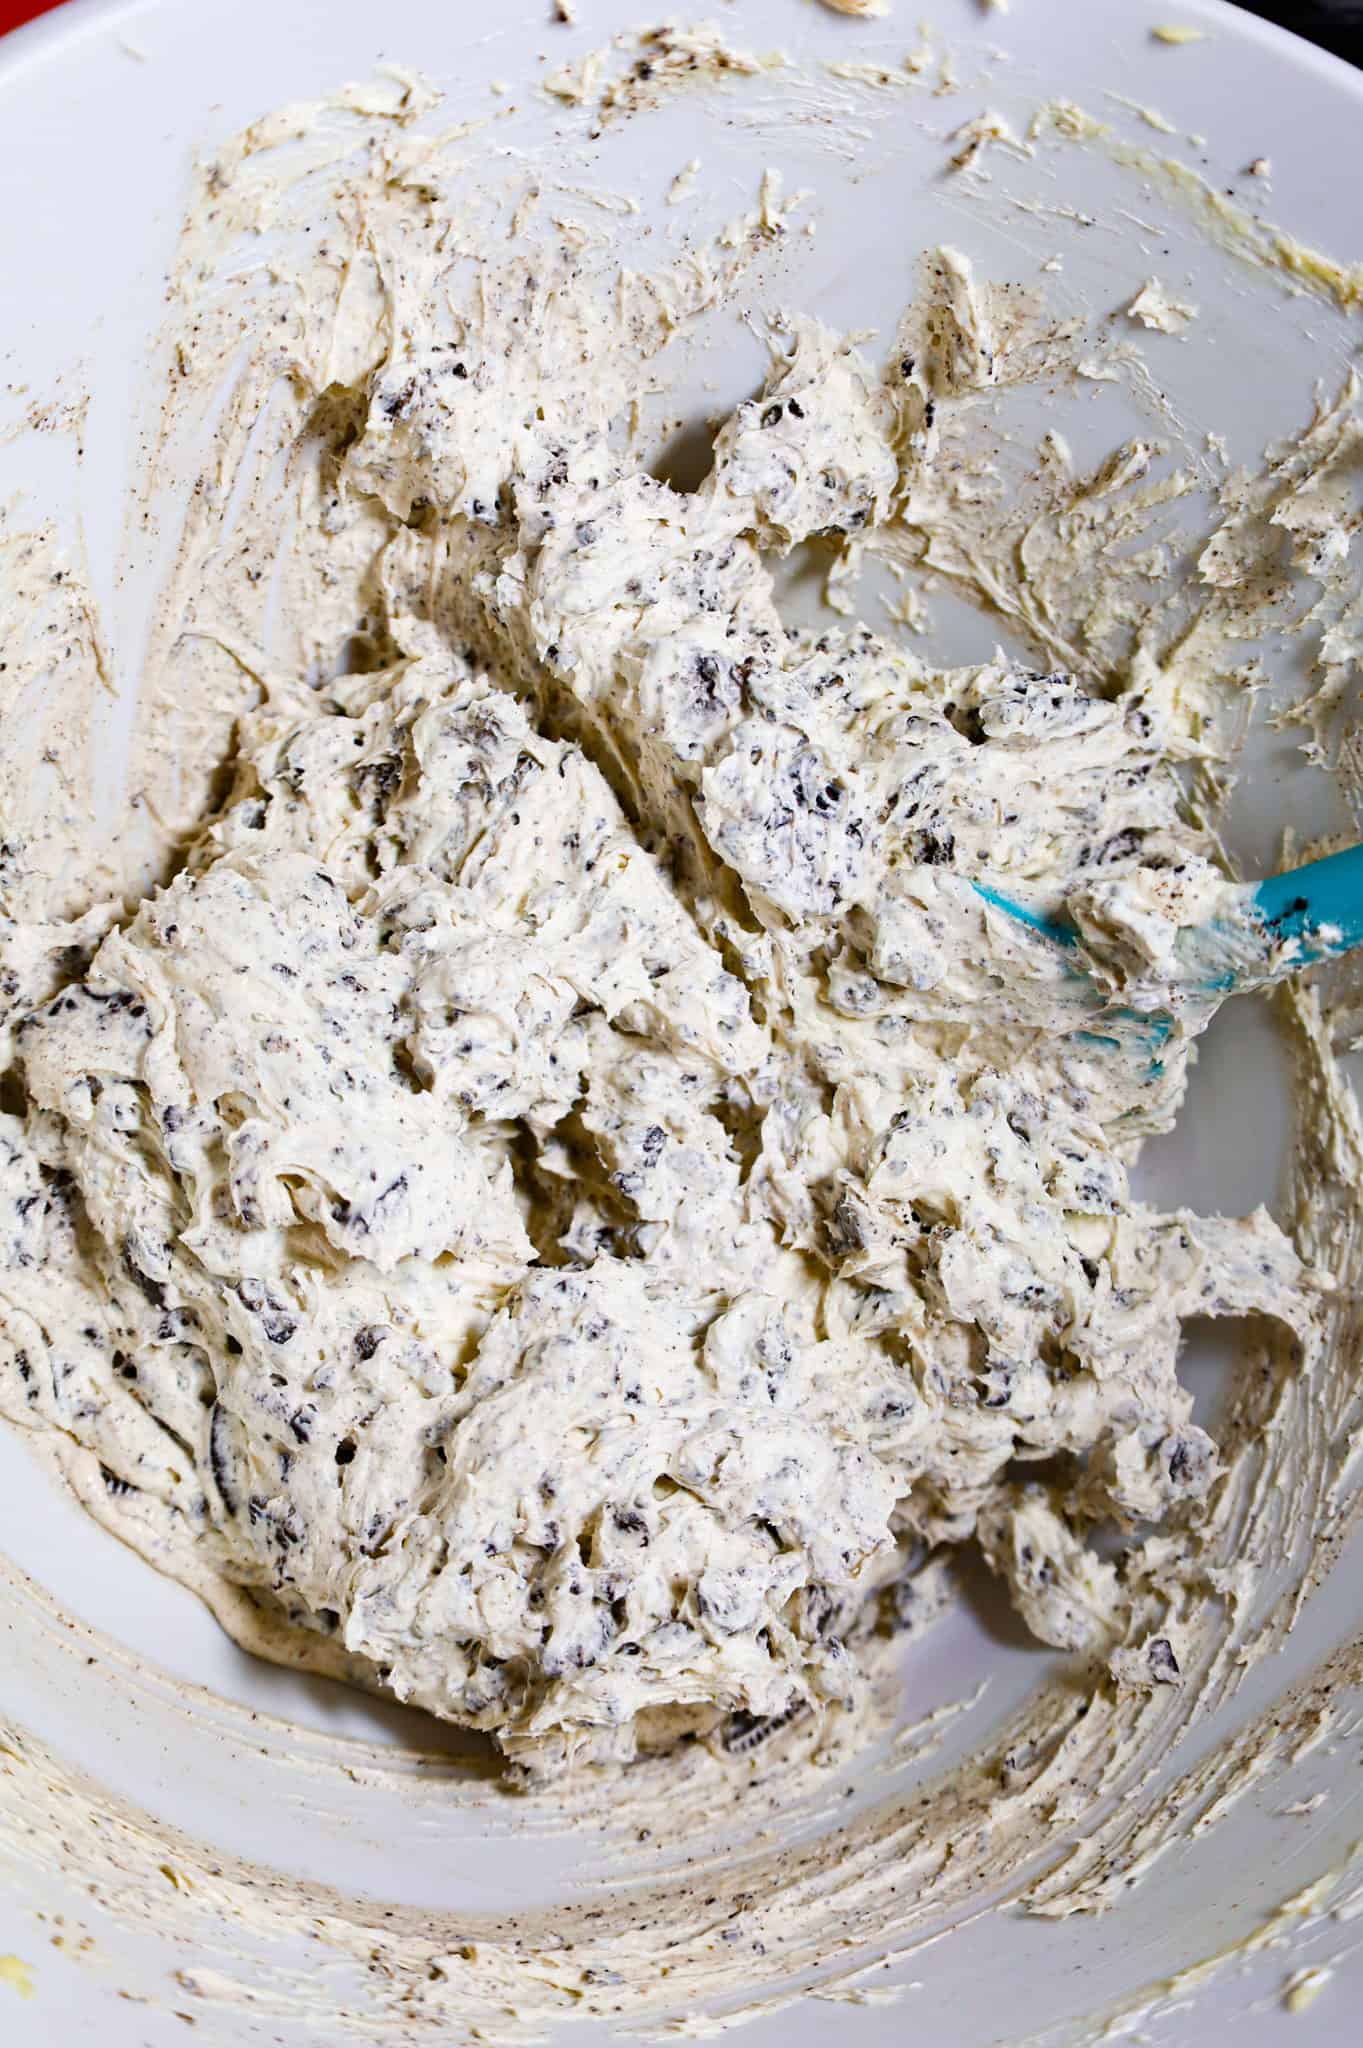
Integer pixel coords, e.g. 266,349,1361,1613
1,0,53,28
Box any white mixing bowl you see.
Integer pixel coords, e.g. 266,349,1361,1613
2,1,1362,2041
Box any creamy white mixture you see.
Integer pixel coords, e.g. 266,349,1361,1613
0,70,1327,1785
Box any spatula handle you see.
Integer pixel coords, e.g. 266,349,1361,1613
1251,843,1363,959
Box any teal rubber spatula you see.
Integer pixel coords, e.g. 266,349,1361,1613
1237,845,1363,968
973,839,1363,1022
